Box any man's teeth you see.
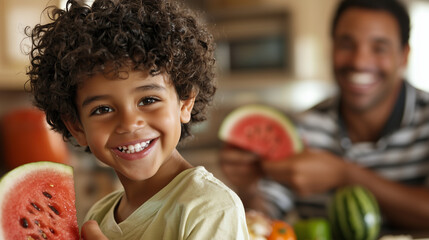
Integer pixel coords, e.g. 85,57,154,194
349,73,375,85
118,140,151,154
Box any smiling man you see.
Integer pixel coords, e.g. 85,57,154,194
332,5,410,143
219,0,429,232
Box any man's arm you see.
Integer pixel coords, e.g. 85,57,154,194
262,149,429,229
345,162,429,229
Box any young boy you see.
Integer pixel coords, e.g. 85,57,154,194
26,0,249,239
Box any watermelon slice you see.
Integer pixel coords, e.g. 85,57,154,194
218,104,303,161
0,161,79,240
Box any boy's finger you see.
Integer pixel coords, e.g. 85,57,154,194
81,220,108,240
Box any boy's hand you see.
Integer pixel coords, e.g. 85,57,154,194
81,220,109,240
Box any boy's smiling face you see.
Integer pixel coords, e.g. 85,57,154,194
64,70,195,181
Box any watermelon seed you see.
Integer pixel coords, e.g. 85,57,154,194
39,230,47,239
20,218,29,228
42,191,52,199
31,202,41,211
49,228,55,234
34,220,40,227
48,205,59,215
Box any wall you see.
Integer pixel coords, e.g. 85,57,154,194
0,0,60,90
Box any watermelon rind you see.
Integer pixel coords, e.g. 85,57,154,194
218,104,303,158
328,185,381,240
0,161,75,240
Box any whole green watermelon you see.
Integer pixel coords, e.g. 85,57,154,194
328,185,381,240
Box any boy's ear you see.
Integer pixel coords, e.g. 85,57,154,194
180,92,197,124
62,117,88,147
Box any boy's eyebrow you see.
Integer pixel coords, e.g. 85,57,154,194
81,84,166,108
81,95,109,108
135,84,166,92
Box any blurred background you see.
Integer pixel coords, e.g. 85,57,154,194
0,0,428,226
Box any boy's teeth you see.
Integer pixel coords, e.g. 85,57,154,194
118,140,151,153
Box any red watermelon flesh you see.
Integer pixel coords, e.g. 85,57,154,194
0,162,79,240
219,104,303,161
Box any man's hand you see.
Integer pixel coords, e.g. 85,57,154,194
262,149,349,196
81,220,108,240
218,144,262,188
219,144,272,211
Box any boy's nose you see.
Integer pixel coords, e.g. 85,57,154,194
115,109,145,134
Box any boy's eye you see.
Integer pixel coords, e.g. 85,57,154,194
138,97,158,106
91,106,113,115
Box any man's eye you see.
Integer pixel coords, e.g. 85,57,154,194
91,106,113,115
374,45,388,54
337,42,354,51
139,97,158,106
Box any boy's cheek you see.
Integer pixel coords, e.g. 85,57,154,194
63,119,89,146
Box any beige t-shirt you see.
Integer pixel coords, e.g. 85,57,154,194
84,166,249,240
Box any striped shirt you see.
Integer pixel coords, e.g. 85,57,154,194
261,81,429,221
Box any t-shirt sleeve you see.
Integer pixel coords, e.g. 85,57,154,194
185,201,249,240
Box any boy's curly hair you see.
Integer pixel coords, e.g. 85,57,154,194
26,0,216,142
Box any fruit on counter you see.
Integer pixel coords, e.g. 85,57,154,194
268,220,297,240
293,218,331,240
246,210,296,240
378,235,412,240
0,161,79,240
246,210,273,240
218,104,303,161
1,108,70,170
328,185,381,240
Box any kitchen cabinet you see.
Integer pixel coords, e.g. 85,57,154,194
0,0,60,90
202,0,339,88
